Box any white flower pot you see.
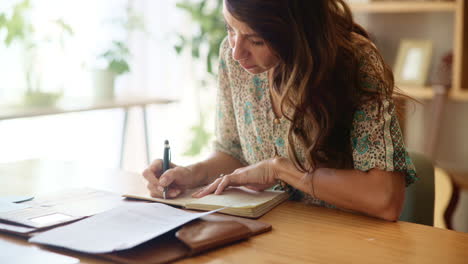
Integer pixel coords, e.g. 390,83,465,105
92,69,116,100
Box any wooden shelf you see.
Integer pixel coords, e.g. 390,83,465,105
396,87,468,101
350,1,457,13
451,90,468,101
350,0,468,101
398,85,435,99
397,86,468,100
395,86,468,101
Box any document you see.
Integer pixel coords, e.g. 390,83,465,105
0,188,129,228
0,240,78,264
0,222,35,234
0,201,29,213
29,203,219,254
0,196,34,203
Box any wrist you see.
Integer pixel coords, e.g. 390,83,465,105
270,157,302,198
270,156,289,181
303,170,317,199
187,162,209,186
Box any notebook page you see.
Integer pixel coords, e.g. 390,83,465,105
124,188,201,207
29,203,218,254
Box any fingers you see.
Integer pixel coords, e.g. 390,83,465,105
147,182,161,198
143,159,183,198
216,176,232,195
192,179,222,198
147,182,183,198
158,166,185,188
192,174,244,198
142,159,163,184
216,173,245,193
142,167,160,185
144,160,178,181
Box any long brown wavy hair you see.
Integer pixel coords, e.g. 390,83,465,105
225,0,395,172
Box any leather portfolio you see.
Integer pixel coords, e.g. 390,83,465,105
93,213,271,264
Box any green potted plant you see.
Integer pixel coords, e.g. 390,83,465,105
93,41,131,100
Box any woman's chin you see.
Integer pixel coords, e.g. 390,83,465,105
243,66,266,75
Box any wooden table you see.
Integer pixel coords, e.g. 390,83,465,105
0,97,176,167
1,160,468,264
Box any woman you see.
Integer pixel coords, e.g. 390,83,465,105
143,0,417,221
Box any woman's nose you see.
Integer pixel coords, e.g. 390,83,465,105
232,38,249,61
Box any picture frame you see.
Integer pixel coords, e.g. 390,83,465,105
394,39,433,86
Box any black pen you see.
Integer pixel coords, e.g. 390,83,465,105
162,140,171,199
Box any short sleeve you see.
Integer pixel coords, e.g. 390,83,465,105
351,100,417,186
212,38,247,164
351,40,418,186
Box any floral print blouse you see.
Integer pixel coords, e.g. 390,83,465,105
213,36,417,207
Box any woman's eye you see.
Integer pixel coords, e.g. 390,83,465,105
226,28,236,37
251,40,265,46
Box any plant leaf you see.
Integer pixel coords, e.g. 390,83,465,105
109,59,130,75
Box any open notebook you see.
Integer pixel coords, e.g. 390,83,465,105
124,187,289,218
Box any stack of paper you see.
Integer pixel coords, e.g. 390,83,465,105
29,203,218,253
0,188,130,230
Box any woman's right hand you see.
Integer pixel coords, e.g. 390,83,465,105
142,159,198,199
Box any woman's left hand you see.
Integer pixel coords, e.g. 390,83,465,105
192,159,279,198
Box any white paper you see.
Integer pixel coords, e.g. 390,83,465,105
30,203,218,254
0,223,35,234
0,188,129,228
0,240,78,264
0,196,34,203
0,201,29,213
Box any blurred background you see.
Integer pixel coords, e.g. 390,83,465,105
0,0,224,171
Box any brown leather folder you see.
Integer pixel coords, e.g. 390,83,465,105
99,214,271,264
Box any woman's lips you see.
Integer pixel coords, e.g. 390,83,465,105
241,64,256,70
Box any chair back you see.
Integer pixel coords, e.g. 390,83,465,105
400,152,435,226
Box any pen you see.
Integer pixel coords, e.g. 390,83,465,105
162,140,171,199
